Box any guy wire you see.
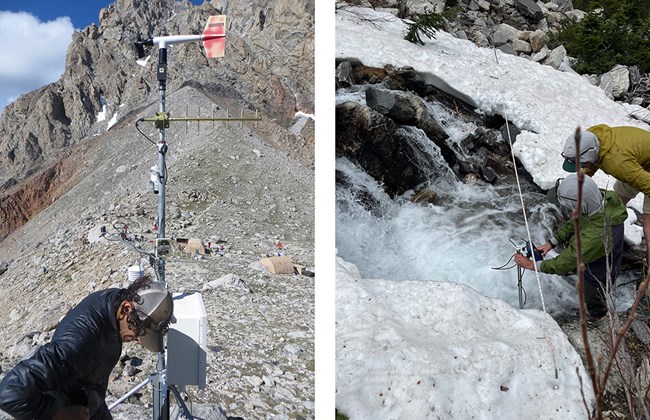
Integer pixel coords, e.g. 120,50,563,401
502,113,547,313
492,50,558,381
503,114,560,381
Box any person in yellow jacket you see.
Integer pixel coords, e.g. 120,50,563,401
561,124,650,265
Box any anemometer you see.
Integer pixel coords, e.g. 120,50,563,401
103,15,261,419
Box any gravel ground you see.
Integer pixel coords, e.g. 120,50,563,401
0,86,315,420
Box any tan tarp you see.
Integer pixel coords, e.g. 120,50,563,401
185,238,205,254
259,256,294,275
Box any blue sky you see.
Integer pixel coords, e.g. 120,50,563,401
0,0,204,113
1,0,114,29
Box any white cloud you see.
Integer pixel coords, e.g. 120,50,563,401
0,12,74,113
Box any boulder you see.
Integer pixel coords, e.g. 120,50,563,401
491,23,522,47
496,43,518,56
336,61,355,88
531,45,550,62
542,45,567,70
412,189,438,204
365,87,448,142
513,39,532,54
599,65,630,99
528,30,550,53
565,9,587,22
336,101,447,198
514,0,544,21
403,0,447,14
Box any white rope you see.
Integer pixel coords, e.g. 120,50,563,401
503,111,560,382
502,113,548,314
489,50,558,383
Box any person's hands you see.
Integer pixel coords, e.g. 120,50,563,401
514,252,535,270
52,405,90,420
537,242,553,257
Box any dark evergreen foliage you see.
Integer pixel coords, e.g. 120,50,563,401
552,0,650,74
404,11,447,44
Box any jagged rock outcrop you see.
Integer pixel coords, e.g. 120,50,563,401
365,87,448,140
336,63,518,197
0,0,314,188
0,0,314,241
336,101,427,198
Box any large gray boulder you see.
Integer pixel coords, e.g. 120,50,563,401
599,65,631,100
542,45,568,70
336,101,437,198
514,0,544,20
491,23,522,47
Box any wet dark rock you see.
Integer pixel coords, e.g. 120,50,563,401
335,170,384,216
365,87,453,164
351,65,389,85
336,101,432,198
337,62,526,197
500,123,521,145
336,61,355,88
480,165,498,183
411,189,438,204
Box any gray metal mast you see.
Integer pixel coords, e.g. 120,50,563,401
154,43,169,420
134,17,259,419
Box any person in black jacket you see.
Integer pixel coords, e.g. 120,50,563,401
0,275,174,420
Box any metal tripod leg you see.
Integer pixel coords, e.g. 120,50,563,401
518,267,524,309
108,375,155,411
169,385,194,419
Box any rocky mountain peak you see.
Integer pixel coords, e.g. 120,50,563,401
0,0,314,186
0,0,314,241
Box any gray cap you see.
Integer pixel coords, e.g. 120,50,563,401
562,129,599,172
134,281,174,352
554,173,602,215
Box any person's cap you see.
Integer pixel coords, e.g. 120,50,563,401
561,129,599,172
555,173,602,214
134,281,174,352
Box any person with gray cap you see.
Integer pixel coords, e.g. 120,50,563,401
514,174,627,319
561,124,650,265
0,275,173,420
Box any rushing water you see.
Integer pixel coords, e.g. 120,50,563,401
335,105,637,316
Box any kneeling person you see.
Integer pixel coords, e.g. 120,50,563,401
514,174,627,318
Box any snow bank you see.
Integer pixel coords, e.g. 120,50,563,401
336,255,594,419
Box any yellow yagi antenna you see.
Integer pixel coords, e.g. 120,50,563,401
143,107,262,132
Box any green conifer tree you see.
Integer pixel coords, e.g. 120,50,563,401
552,0,650,73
